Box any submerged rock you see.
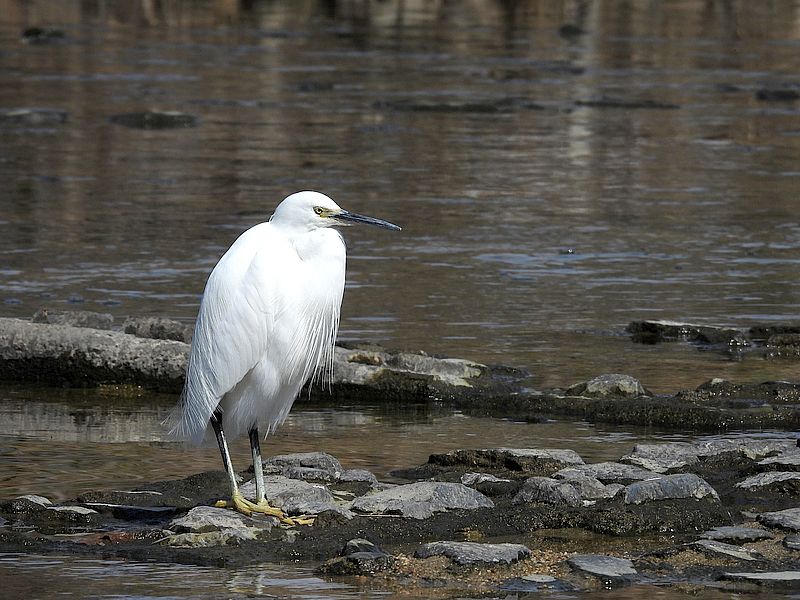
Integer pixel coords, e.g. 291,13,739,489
566,374,649,398
351,481,493,519
110,111,199,130
415,541,531,566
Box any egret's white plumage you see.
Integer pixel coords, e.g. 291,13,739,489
168,190,399,520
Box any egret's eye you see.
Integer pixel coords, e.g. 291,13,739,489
313,206,325,216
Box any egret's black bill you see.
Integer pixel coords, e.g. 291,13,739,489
336,210,401,231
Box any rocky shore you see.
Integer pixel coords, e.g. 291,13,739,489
2,313,800,595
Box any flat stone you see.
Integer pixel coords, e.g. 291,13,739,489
429,447,584,473
351,481,493,519
566,374,649,398
415,541,530,566
159,528,259,547
552,472,621,499
736,472,800,493
339,469,378,485
168,506,275,534
759,452,800,470
500,574,575,593
701,526,774,543
691,539,761,561
33,309,113,330
16,495,52,507
461,473,511,486
122,316,192,343
555,462,661,484
723,571,800,583
512,477,582,507
46,505,98,515
784,534,800,550
240,475,347,516
282,466,338,482
758,507,800,532
567,554,638,582
623,474,719,505
264,452,343,480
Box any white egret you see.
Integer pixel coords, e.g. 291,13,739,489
169,191,400,522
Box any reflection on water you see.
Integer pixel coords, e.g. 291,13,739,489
1,1,800,393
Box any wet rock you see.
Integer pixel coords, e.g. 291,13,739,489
460,473,511,486
576,97,680,110
736,472,800,495
21,27,65,44
723,571,800,584
691,539,762,561
566,374,649,398
122,316,192,343
351,481,493,519
755,89,800,102
429,447,584,474
47,505,98,516
558,23,586,37
701,526,774,543
0,107,68,125
33,308,113,330
553,472,622,500
8,495,52,511
415,541,530,566
317,538,394,575
621,439,792,473
627,320,747,346
567,554,638,584
240,476,348,517
783,534,800,550
512,477,582,507
758,507,800,532
555,462,660,484
160,528,260,547
373,97,544,114
168,506,275,534
263,452,343,481
110,111,199,130
758,451,800,470
500,574,576,592
623,474,719,504
339,469,378,485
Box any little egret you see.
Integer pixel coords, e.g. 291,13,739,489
169,191,400,522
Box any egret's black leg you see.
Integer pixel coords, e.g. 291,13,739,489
210,408,239,500
248,425,266,504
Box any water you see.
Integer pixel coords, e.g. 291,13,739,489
2,0,800,598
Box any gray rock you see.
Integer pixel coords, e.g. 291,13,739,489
16,495,52,508
567,554,638,582
110,111,200,130
701,526,774,543
168,506,275,534
567,374,649,398
500,574,575,592
415,541,530,566
691,539,762,561
343,538,382,555
723,571,800,583
339,469,378,485
264,452,343,479
122,316,192,343
512,477,583,506
623,474,719,504
160,529,260,547
759,451,800,470
33,309,114,330
351,481,493,519
758,507,800,532
317,538,394,575
783,534,800,550
553,472,621,499
736,471,800,493
282,466,338,482
555,462,660,484
461,472,511,486
240,475,348,517
0,107,68,124
47,505,98,515
429,447,584,474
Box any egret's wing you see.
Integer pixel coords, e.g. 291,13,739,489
170,223,294,443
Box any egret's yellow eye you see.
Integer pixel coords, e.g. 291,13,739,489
313,206,325,216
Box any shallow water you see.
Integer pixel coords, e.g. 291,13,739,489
2,0,800,598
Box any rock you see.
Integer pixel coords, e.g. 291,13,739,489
755,89,800,102
783,534,800,550
620,439,792,473
567,554,638,583
723,571,800,584
758,507,800,532
567,374,649,398
264,452,343,480
555,462,660,484
14,495,52,508
461,473,511,486
122,317,192,343
627,320,747,345
415,541,530,566
160,528,260,547
512,477,582,507
736,472,800,494
500,574,575,592
429,447,584,474
576,97,680,110
759,451,800,470
553,472,621,499
373,97,544,114
317,538,394,575
691,539,762,561
0,107,68,124
701,526,774,543
33,309,114,330
240,476,348,517
168,506,275,534
339,469,378,485
109,111,200,130
351,481,493,519
623,474,719,504
21,27,65,44
558,23,586,37
47,505,98,516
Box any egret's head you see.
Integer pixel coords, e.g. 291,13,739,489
271,191,401,232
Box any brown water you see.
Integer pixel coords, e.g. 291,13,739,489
2,1,800,598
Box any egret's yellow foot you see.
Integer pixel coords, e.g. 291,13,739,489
215,491,310,525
